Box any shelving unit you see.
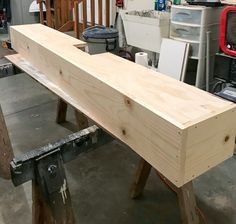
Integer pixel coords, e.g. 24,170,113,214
170,5,225,89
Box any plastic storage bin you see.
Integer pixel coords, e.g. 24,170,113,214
170,23,220,43
171,5,225,26
170,5,224,88
170,23,201,41
171,7,202,25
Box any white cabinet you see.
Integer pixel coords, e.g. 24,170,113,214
170,5,224,88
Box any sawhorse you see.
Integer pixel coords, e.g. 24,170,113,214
32,111,90,223
10,124,112,224
0,103,206,224
57,110,205,224
0,104,76,223
130,158,206,224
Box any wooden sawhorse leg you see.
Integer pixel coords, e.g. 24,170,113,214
75,110,89,130
32,180,75,224
32,180,55,224
0,105,14,180
56,98,89,130
130,158,200,224
56,98,68,124
0,101,75,223
32,162,75,224
130,159,152,199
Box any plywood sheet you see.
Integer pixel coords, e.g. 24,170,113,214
158,38,189,81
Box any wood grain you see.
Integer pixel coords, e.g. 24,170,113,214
8,24,236,187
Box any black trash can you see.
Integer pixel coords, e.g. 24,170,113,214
82,25,119,55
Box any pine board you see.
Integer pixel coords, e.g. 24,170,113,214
8,24,236,187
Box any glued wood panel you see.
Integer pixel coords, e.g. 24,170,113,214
8,24,236,187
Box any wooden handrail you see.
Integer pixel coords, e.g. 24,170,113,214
91,0,95,26
106,0,110,27
98,0,103,25
74,1,79,38
82,0,87,30
37,0,44,24
38,0,111,39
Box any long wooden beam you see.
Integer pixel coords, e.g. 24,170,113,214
8,24,236,187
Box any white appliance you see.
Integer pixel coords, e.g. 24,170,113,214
121,10,170,53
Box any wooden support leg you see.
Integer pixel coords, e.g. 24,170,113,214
32,180,54,224
32,179,75,224
156,170,200,224
56,98,68,124
75,110,89,130
130,158,152,199
177,182,200,224
32,153,75,224
131,158,200,224
0,105,14,179
56,98,88,131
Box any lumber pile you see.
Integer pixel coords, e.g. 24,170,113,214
7,24,236,187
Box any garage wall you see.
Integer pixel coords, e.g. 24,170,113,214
10,0,154,26
124,0,154,11
78,0,117,26
10,0,37,25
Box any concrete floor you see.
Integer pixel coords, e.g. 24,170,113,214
0,59,236,223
